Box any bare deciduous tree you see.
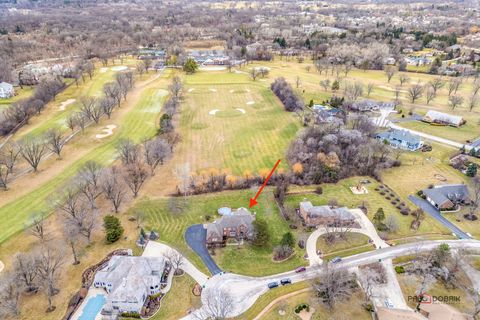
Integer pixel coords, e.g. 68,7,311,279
13,251,39,293
398,74,410,86
193,288,235,320
45,128,65,158
429,77,444,94
123,161,149,198
312,263,355,310
366,83,374,97
425,86,436,104
20,137,47,172
116,138,139,165
448,95,464,110
164,249,185,275
29,211,49,243
407,84,423,103
101,166,127,213
169,76,183,98
447,78,461,96
143,138,172,175
0,271,21,318
37,245,65,312
385,66,396,83
320,79,330,91
62,220,82,265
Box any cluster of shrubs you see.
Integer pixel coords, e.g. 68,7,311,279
375,185,410,215
395,266,405,274
294,303,310,314
271,77,303,112
121,311,140,318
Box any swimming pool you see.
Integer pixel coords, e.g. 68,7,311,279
78,294,106,320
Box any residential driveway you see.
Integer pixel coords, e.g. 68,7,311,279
408,196,471,239
185,224,222,276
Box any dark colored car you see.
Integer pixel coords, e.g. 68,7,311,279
295,266,306,273
330,256,342,263
280,278,292,285
267,281,279,289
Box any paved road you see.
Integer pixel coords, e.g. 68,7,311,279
408,196,471,239
389,123,472,151
185,224,222,275
181,239,480,319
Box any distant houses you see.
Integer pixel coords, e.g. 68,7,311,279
423,110,465,127
94,255,170,316
299,201,356,227
376,129,423,151
311,104,342,123
422,184,470,210
0,82,14,99
205,207,255,247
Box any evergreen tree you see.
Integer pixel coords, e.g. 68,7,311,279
466,163,477,177
280,232,295,248
373,208,386,226
331,80,340,91
103,215,124,244
183,58,198,74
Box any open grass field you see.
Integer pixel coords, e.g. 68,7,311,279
285,178,450,240
317,233,375,260
0,86,34,110
150,274,201,320
0,71,171,243
173,70,300,175
132,188,307,276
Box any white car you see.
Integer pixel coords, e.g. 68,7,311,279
384,298,394,308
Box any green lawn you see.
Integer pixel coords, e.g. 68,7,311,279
149,275,201,320
133,188,307,276
0,73,171,243
175,70,300,175
316,233,374,260
399,121,479,144
0,85,34,109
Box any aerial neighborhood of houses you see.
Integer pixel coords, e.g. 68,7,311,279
3,1,480,320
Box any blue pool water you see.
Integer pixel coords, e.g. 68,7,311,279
78,294,106,320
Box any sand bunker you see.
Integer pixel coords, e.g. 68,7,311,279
246,101,255,105
229,89,235,93
111,66,128,71
59,99,76,111
95,125,117,139
236,108,246,114
0,261,4,273
246,89,251,93
188,88,195,93
209,109,220,115
199,66,227,71
209,88,217,92
100,67,108,73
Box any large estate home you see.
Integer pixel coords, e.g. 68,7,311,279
423,184,470,210
376,129,423,151
299,201,356,227
93,255,170,316
206,207,255,247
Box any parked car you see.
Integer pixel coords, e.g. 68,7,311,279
280,278,292,285
268,282,279,289
384,298,394,308
295,267,306,273
330,256,342,263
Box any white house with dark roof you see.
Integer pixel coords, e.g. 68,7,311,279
0,82,14,99
206,207,255,246
423,184,470,210
93,255,169,315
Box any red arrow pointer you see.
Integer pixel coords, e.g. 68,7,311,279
249,159,281,208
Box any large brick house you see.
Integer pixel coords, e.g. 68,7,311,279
206,208,255,247
299,201,355,227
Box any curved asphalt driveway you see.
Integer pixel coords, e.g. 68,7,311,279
185,224,222,275
409,196,470,239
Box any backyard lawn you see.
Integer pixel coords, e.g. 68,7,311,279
150,275,201,320
134,189,307,276
316,233,375,260
285,177,450,240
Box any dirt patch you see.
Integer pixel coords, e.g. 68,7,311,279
298,307,315,320
59,98,76,111
434,174,447,182
350,185,368,194
208,109,220,115
95,124,117,139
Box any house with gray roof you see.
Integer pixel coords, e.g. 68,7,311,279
0,82,14,99
206,208,255,247
299,201,355,227
94,255,170,315
423,110,465,127
423,184,470,210
376,129,423,151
